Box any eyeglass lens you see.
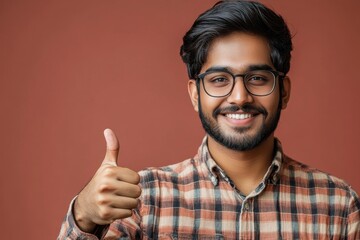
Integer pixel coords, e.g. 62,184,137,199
202,70,276,97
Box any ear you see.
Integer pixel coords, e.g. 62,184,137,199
188,80,199,112
281,76,291,109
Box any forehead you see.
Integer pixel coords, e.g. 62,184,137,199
202,32,273,72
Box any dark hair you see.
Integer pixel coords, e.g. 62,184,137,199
180,0,293,79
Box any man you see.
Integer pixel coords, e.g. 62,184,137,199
58,1,360,239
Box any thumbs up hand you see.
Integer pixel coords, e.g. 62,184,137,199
74,129,141,233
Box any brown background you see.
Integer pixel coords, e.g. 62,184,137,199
1,0,359,239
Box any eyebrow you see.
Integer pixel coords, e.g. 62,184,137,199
203,64,275,73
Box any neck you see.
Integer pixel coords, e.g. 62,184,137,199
207,135,275,195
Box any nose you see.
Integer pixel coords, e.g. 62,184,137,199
226,77,253,105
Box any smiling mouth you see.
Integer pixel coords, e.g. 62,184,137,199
225,113,253,120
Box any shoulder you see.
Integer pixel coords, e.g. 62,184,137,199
138,158,200,187
281,155,359,200
280,156,360,234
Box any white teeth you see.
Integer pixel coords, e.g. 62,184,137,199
226,113,252,120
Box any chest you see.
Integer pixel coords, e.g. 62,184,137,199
139,183,348,239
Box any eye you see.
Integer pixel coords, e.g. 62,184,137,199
211,77,229,83
245,72,272,86
204,72,232,87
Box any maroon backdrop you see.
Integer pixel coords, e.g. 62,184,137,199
1,1,359,239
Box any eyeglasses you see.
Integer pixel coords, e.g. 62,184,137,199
197,69,284,97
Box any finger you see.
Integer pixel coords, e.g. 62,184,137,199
98,176,141,198
113,181,142,198
103,128,119,166
108,196,139,209
108,208,133,221
97,207,133,223
115,168,141,185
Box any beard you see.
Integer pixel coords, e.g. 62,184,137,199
198,99,282,151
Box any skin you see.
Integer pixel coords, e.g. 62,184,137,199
188,32,291,195
74,129,141,232
74,32,291,232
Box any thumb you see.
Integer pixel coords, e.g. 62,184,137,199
103,128,119,166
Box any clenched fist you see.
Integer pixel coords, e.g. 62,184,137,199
74,129,141,233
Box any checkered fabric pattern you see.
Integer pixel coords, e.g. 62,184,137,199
58,137,360,239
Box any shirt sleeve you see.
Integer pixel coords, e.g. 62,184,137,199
347,188,360,239
57,197,143,240
57,197,109,239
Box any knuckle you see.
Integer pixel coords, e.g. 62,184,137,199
95,195,109,206
98,182,112,193
102,167,116,178
98,208,112,220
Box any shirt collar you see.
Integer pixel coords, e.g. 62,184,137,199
197,136,284,186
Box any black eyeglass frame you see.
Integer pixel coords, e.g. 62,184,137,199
196,69,285,98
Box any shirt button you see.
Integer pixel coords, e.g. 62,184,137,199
272,175,278,183
243,202,250,211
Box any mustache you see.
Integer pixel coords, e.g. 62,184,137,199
213,104,268,118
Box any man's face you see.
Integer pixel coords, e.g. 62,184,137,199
188,32,290,151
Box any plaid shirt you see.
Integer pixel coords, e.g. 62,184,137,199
59,137,360,239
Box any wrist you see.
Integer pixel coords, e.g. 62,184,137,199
73,197,97,233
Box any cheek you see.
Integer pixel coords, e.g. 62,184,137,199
263,92,281,115
199,94,223,114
